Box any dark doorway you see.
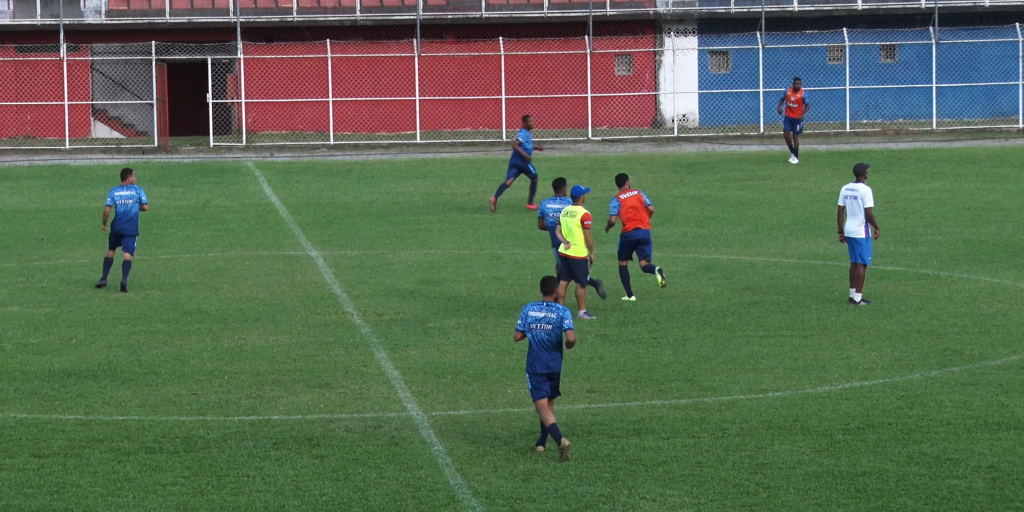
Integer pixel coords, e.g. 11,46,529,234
165,61,209,137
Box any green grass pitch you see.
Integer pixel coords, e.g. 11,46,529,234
2,146,1023,511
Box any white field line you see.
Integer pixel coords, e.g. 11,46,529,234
246,163,480,512
3,353,1020,422
6,250,1023,289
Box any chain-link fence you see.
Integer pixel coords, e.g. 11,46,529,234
1,23,1022,148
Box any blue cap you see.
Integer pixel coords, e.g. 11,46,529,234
570,185,591,199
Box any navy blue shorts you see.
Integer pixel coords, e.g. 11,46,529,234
506,161,538,182
558,254,590,285
527,371,562,402
108,233,137,255
618,235,653,263
783,116,804,135
847,237,872,265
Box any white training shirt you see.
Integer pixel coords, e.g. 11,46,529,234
838,182,875,238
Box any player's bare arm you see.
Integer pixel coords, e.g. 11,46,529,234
646,205,655,218
535,144,544,151
564,329,576,349
800,102,811,120
538,217,547,231
556,225,570,250
865,207,880,239
836,205,846,243
514,330,526,342
583,228,595,265
512,139,531,162
101,206,112,232
141,204,149,212
604,215,619,233
776,97,786,115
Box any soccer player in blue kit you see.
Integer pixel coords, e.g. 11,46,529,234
537,177,573,274
97,168,149,293
491,114,543,213
515,275,576,462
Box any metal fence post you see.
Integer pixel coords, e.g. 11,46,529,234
414,39,421,143
586,35,592,139
1018,23,1022,129
671,33,678,137
500,37,506,141
152,41,158,147
239,44,247,146
62,40,69,149
327,40,335,145
758,30,764,134
208,57,214,147
931,26,937,130
844,27,850,131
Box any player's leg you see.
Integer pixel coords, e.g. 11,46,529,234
536,392,558,452
530,372,569,461
792,132,801,162
617,238,636,299
848,262,858,304
552,247,561,276
571,259,595,319
556,255,573,305
119,237,137,293
525,164,539,209
636,238,665,288
97,235,120,288
492,167,521,212
783,124,796,162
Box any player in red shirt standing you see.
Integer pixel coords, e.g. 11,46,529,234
604,173,666,301
776,77,811,164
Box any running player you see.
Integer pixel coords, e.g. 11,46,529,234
605,173,665,301
537,177,573,274
556,185,605,319
837,163,880,306
514,275,576,462
776,77,811,164
97,167,149,293
491,114,543,213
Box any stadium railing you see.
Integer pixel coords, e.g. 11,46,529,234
0,24,1022,148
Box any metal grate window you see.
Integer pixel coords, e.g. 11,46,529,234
880,44,899,64
708,51,731,74
614,54,634,76
827,45,845,65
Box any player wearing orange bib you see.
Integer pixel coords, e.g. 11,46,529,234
604,173,665,301
776,77,811,164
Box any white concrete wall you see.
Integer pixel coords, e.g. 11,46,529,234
658,22,699,128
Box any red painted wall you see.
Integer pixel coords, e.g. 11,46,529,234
0,46,91,140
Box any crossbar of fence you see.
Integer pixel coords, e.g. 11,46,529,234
1,25,1023,149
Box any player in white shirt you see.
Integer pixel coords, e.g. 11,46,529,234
837,163,881,306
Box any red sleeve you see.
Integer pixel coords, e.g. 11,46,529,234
580,212,592,229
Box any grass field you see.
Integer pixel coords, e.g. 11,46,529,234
2,146,1023,511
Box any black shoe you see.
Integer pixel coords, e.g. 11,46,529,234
120,281,128,293
848,297,856,305
594,279,607,300
852,299,871,306
95,280,107,289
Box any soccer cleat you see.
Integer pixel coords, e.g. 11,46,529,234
577,310,596,320
655,267,667,288
525,203,538,210
594,279,607,300
848,297,857,305
852,299,872,306
535,445,546,453
95,280,107,289
558,438,572,462
621,296,637,301
792,157,800,165
788,155,797,164
119,281,128,293
490,197,497,213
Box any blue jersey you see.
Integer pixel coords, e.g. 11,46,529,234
105,184,148,236
516,300,574,373
510,127,534,164
538,195,573,247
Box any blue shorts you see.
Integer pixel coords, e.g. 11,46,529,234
618,235,653,263
783,116,804,135
527,371,562,402
558,254,590,285
108,233,138,255
506,161,538,181
847,237,872,265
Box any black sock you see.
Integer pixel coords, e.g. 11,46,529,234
536,420,549,447
546,422,564,444
527,179,538,205
587,277,600,289
641,264,656,275
494,182,510,199
101,257,114,281
787,143,794,154
121,260,132,283
794,147,799,158
618,266,633,297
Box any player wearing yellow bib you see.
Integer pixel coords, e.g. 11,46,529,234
555,185,606,320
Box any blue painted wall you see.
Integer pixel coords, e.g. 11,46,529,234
696,25,1022,127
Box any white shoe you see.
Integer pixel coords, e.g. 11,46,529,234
788,155,797,164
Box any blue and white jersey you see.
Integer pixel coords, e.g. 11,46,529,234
511,128,534,163
516,300,574,373
538,195,573,247
105,184,148,236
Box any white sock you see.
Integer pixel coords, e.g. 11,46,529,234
849,288,856,299
853,293,862,302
